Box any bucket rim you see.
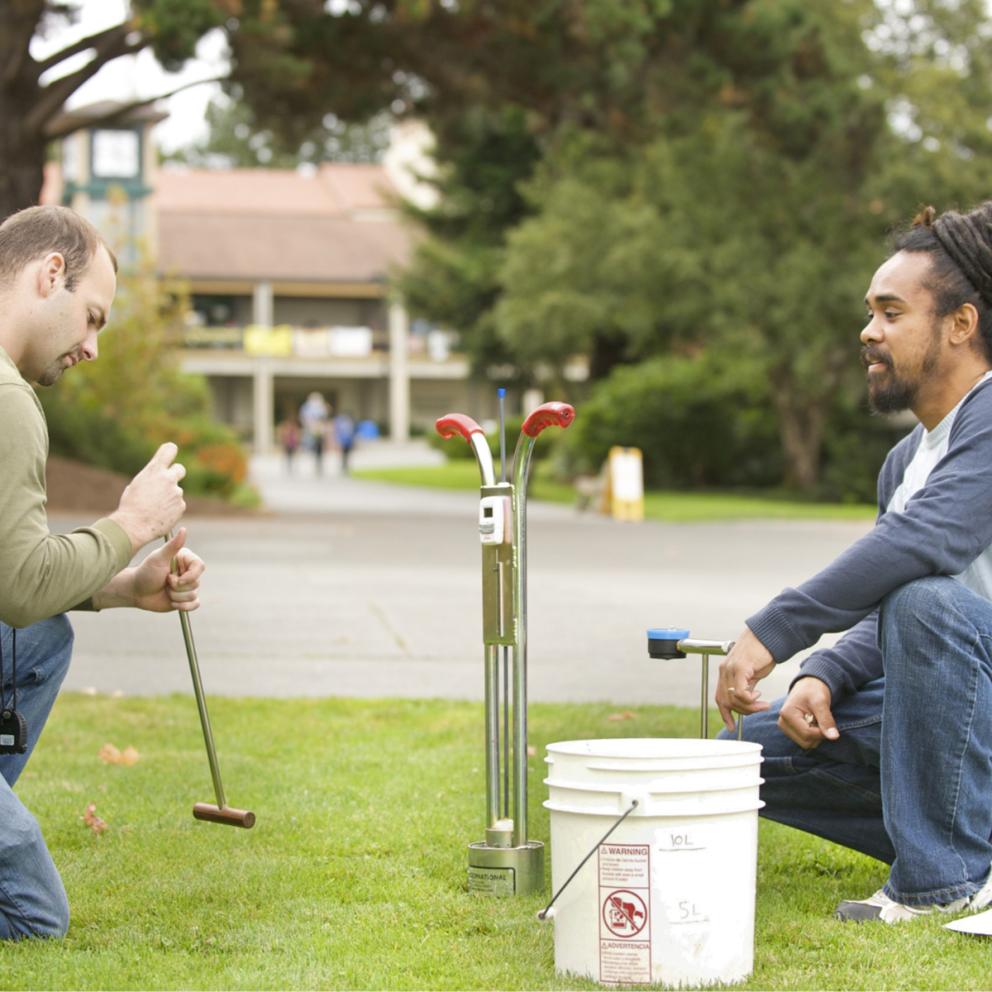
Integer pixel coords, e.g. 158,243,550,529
545,738,762,759
544,797,765,817
544,776,764,797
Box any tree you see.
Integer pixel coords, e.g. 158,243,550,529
397,0,992,491
1,0,421,219
165,90,392,169
1,0,229,217
394,104,542,383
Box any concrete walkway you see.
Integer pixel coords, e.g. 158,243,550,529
60,441,873,708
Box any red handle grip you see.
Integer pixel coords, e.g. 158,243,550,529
435,413,486,442
521,402,575,438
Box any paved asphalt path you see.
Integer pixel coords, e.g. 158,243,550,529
59,445,873,708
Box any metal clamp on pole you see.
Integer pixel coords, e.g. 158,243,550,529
647,628,743,740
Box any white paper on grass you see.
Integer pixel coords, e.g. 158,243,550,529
944,907,992,935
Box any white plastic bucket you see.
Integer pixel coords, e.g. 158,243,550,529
544,738,763,988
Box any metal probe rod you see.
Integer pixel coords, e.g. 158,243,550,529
178,609,227,810
677,638,744,741
498,388,510,819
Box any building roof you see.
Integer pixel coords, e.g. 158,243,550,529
155,164,416,285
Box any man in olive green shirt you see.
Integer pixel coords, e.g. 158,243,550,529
0,205,205,940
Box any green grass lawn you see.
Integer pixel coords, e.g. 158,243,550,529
353,463,876,522
2,694,988,990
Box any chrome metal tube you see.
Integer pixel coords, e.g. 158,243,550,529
469,433,496,487
700,653,709,739
502,646,510,817
485,643,500,828
678,638,735,655
510,435,538,847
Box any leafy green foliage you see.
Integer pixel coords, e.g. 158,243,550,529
397,105,543,383
400,0,992,492
132,0,227,72
565,352,782,489
166,91,392,168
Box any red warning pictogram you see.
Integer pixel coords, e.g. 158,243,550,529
602,889,648,938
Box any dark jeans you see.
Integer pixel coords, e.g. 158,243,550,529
721,577,992,905
0,616,74,939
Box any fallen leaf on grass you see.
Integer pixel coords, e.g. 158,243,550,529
82,803,108,834
607,711,637,722
99,743,140,765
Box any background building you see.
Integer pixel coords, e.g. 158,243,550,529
46,105,505,451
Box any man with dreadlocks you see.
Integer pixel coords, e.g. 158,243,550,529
716,201,992,924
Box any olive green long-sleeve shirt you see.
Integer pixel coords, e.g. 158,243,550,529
0,346,132,628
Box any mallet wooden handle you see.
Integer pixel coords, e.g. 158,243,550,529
193,803,256,829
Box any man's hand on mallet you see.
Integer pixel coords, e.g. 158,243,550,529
777,676,839,749
716,627,774,732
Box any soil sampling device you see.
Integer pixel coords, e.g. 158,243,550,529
168,535,255,829
436,396,575,896
647,628,744,739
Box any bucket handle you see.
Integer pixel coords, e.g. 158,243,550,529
536,799,639,922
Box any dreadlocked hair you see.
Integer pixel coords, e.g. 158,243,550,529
893,201,992,362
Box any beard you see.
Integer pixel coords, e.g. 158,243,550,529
864,323,942,415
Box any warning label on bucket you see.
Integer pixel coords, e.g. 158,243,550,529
598,844,651,984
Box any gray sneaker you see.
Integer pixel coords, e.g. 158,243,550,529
836,868,992,925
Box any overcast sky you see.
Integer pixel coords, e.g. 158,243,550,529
30,0,227,152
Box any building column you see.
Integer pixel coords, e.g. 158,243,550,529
253,280,274,327
523,387,545,414
388,300,410,441
251,281,275,453
253,361,274,454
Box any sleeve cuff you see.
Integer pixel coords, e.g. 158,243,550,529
788,656,847,700
90,517,133,570
745,602,805,663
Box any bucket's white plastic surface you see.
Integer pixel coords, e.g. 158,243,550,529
544,738,763,988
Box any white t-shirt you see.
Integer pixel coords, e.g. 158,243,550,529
887,371,992,599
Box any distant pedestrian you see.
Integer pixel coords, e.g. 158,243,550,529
276,416,300,473
299,392,330,475
333,411,356,474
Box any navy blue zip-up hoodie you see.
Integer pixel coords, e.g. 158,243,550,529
747,376,992,701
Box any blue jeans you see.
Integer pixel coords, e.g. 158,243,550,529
722,577,992,906
0,616,74,939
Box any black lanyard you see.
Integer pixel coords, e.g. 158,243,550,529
0,627,16,712
0,627,27,754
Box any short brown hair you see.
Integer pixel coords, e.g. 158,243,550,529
0,205,118,292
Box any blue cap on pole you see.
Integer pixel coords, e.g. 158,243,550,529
647,628,689,660
498,387,506,398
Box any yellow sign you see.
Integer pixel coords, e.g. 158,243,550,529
606,446,644,522
244,324,293,356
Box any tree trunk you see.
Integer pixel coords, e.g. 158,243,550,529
0,99,48,218
773,387,827,493
589,328,629,380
